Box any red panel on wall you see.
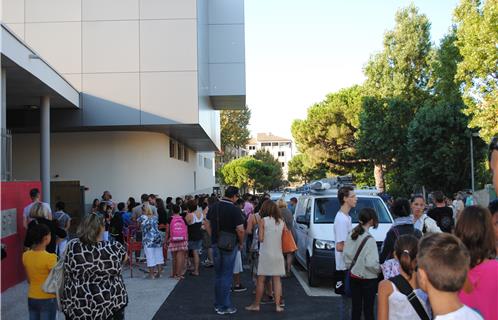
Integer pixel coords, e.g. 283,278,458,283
1,181,42,292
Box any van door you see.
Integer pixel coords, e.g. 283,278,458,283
303,199,313,260
294,198,309,266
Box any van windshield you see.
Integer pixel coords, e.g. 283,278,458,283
313,197,392,224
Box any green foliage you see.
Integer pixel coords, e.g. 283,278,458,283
220,105,251,153
454,0,498,142
287,154,327,184
252,150,284,190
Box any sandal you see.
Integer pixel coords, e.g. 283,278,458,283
245,305,260,312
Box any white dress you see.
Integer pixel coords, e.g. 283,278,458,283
257,217,285,276
388,282,431,320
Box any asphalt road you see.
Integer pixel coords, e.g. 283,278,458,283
152,263,350,320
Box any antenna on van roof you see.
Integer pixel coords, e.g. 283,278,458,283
308,175,355,192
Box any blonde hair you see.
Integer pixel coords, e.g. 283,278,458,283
78,213,105,245
142,204,153,216
29,202,49,219
277,199,287,209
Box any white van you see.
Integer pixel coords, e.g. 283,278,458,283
293,187,393,286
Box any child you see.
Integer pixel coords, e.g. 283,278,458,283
168,204,188,279
417,233,483,319
110,202,125,244
22,224,58,320
378,235,430,320
138,204,164,279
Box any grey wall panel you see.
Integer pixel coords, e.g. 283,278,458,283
208,0,244,24
82,73,140,126
5,23,25,40
25,0,81,23
140,0,196,20
82,21,139,73
209,63,245,96
2,0,25,23
140,20,197,72
140,71,198,125
25,22,82,74
208,25,245,64
82,0,139,21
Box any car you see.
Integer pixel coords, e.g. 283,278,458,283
293,186,394,287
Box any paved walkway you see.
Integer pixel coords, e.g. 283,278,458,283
1,262,177,320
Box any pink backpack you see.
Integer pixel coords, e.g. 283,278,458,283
170,215,187,242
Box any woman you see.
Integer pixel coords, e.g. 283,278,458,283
277,199,294,277
138,204,164,278
61,214,128,320
377,235,431,320
186,199,203,276
380,198,422,264
246,200,285,312
344,208,380,320
411,195,440,235
90,198,100,214
24,202,66,254
455,205,498,320
23,224,57,320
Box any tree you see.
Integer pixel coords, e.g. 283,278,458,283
287,154,327,184
454,0,498,142
291,85,370,177
220,105,251,155
252,150,283,190
360,4,434,192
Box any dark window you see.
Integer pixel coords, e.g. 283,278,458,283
169,140,175,158
272,142,279,146
281,162,285,167
278,151,285,157
184,147,189,162
313,197,392,224
261,142,271,147
177,144,183,161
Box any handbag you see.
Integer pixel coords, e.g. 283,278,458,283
216,205,237,252
42,238,77,309
281,225,297,253
345,235,372,297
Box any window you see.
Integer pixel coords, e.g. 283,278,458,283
281,162,285,167
278,151,285,157
313,197,392,224
204,157,213,169
169,140,175,158
249,146,256,150
272,142,278,146
177,144,184,161
261,142,271,147
184,147,189,162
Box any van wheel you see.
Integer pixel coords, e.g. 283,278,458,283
307,255,319,287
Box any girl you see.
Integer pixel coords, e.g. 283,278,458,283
455,206,498,320
138,204,164,279
23,223,57,320
411,195,440,235
186,199,203,276
168,204,188,279
378,235,431,320
344,208,380,320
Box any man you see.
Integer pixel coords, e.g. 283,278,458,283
288,197,298,215
489,137,498,196
23,188,52,228
427,191,454,233
334,186,356,319
132,193,157,219
53,201,71,256
205,186,245,315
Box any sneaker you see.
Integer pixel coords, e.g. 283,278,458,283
216,307,237,315
280,298,285,307
232,284,248,293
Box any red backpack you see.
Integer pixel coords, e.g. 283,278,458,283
170,215,187,242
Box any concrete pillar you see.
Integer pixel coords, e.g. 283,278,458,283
40,95,50,202
1,68,6,181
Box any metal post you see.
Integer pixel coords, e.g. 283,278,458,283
1,68,6,181
40,96,51,202
470,134,475,192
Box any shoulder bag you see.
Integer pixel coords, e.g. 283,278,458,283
345,235,372,297
282,225,297,254
216,205,237,252
390,274,430,320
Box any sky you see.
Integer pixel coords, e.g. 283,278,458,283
245,0,461,140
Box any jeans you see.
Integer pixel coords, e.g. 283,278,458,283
350,277,377,320
212,245,238,311
28,298,56,320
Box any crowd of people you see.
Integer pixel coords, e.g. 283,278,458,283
19,180,498,319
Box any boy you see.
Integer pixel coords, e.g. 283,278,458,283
417,233,483,319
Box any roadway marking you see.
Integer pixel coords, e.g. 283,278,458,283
291,265,340,297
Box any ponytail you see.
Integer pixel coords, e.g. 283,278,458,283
394,234,419,279
351,224,365,240
351,208,378,240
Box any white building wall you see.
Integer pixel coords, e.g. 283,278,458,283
12,131,215,203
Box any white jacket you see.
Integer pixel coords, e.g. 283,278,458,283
344,228,380,279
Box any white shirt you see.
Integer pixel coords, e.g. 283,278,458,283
334,210,352,271
413,214,441,234
23,201,52,219
435,306,483,320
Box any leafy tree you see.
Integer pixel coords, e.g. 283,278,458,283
454,0,498,142
291,85,369,175
220,105,251,155
220,156,281,193
287,154,327,184
252,150,283,190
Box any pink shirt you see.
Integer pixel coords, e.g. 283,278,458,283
459,259,498,320
243,201,254,216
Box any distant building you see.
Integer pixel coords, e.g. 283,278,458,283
247,133,294,179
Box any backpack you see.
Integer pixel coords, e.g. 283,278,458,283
170,215,187,242
110,212,123,236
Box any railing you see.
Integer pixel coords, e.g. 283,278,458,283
1,128,12,181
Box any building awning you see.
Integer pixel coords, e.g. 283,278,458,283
1,24,79,110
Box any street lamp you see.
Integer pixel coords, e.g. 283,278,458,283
470,132,480,192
